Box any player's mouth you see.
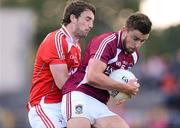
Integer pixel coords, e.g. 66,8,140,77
127,48,136,53
84,29,90,35
130,47,136,51
85,29,90,33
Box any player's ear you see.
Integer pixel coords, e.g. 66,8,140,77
70,14,77,23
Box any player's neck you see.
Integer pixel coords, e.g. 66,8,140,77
65,24,79,43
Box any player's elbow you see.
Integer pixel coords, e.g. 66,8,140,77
87,71,97,85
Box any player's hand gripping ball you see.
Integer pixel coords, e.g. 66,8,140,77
109,69,137,100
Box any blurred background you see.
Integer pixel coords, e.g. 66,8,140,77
0,0,180,127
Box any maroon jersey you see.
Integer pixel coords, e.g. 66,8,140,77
62,30,139,104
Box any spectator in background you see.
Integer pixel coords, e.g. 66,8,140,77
61,12,152,128
27,1,96,128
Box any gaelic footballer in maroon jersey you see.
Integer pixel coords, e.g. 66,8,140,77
61,12,152,128
62,30,139,104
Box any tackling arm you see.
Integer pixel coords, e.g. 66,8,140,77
50,64,69,89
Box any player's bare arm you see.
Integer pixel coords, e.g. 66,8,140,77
87,58,139,96
50,64,69,89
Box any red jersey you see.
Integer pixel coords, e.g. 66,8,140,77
28,25,81,106
62,30,139,104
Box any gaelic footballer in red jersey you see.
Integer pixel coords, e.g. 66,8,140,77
61,12,152,128
27,1,95,128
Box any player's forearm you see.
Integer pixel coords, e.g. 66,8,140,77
87,58,128,92
87,69,139,97
87,71,127,91
50,64,69,89
55,74,69,89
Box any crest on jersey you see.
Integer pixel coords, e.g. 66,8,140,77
75,104,83,114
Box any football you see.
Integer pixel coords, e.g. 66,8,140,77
109,69,136,100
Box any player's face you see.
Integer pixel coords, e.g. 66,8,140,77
124,29,149,53
75,9,94,38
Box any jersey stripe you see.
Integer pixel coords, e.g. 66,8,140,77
66,93,72,120
55,31,64,59
108,48,121,64
94,34,116,60
117,31,121,47
35,105,55,128
94,34,115,59
35,105,48,128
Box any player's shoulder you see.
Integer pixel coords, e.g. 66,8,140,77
97,31,117,38
42,30,60,42
41,28,66,42
49,29,68,46
54,29,66,38
91,31,117,43
39,29,62,46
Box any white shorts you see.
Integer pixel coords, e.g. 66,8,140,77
28,97,66,128
61,91,116,124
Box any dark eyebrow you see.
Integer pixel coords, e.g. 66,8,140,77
134,35,140,40
133,35,145,42
86,16,93,20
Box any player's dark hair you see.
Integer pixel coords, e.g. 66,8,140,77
125,12,152,34
62,1,96,26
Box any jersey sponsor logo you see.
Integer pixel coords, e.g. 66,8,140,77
116,60,128,69
116,61,122,67
104,66,113,75
105,61,130,75
70,54,79,66
75,104,83,114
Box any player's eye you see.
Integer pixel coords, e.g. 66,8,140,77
85,17,91,22
133,37,139,41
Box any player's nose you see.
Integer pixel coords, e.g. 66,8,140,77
89,21,93,29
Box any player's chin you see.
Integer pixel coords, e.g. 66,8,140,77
127,49,134,54
85,31,90,35
130,47,137,53
79,34,87,38
81,32,89,37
